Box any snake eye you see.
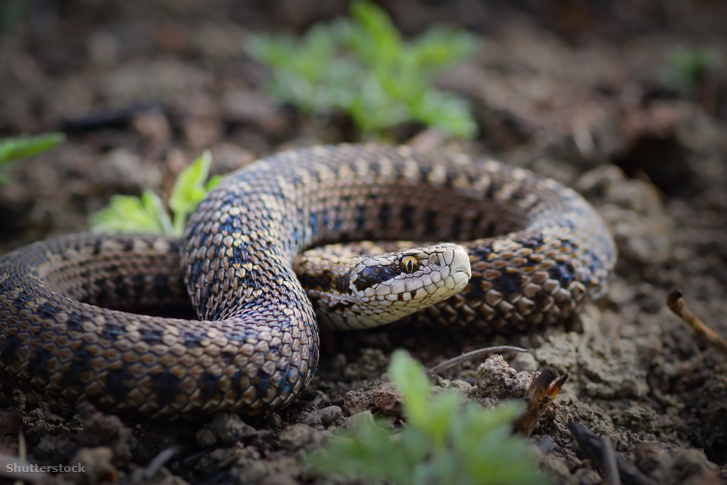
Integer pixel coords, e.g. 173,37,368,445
400,255,418,274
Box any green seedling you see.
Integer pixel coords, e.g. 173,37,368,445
663,45,722,97
308,350,549,485
0,132,66,184
90,150,220,235
246,0,477,139
0,0,30,35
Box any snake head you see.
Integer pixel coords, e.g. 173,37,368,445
343,243,471,327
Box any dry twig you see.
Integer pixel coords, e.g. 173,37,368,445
667,289,727,355
568,421,655,485
428,346,527,374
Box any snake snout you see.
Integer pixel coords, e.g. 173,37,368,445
442,243,471,293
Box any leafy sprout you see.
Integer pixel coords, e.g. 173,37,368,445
0,132,66,184
0,0,31,35
662,45,723,97
89,150,220,236
245,0,477,139
308,350,549,485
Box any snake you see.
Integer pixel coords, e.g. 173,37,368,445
0,144,616,420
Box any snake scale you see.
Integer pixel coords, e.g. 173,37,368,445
0,144,616,419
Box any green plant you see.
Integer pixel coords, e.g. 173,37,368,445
0,0,30,35
663,45,722,97
0,132,66,184
90,150,220,235
246,0,477,139
308,350,548,485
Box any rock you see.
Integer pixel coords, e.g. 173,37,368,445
206,412,258,445
67,447,117,485
278,424,325,452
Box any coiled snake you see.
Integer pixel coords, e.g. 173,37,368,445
0,145,616,419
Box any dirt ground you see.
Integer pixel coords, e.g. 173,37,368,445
1,1,727,484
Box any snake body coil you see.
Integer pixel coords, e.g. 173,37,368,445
0,145,615,419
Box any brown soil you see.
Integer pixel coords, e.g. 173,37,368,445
1,1,726,484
